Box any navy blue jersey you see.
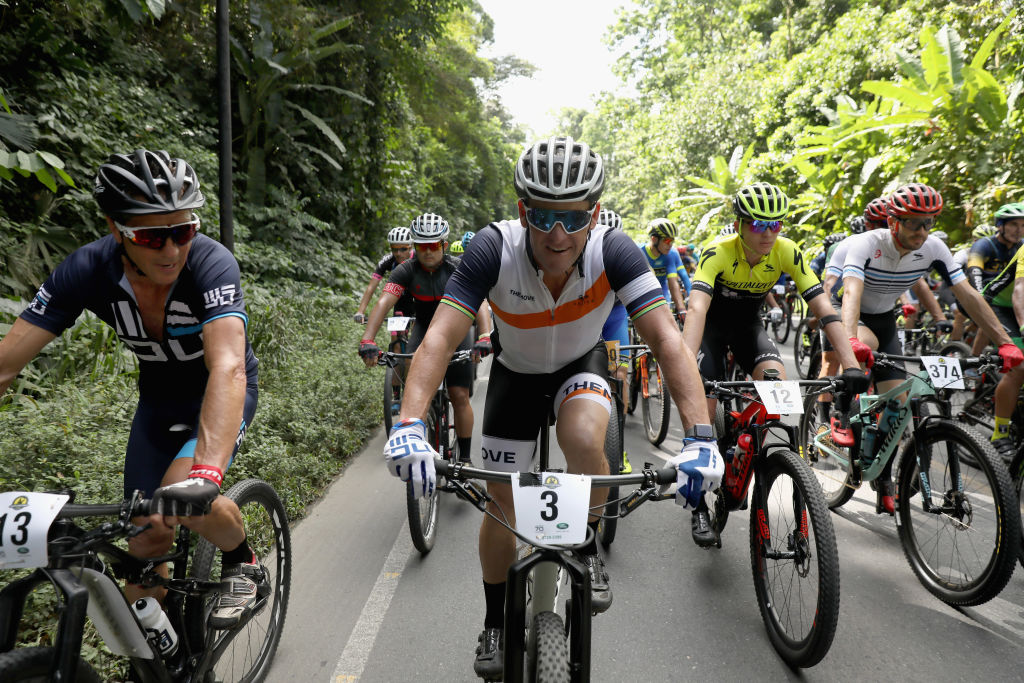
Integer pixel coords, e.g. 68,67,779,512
20,234,258,399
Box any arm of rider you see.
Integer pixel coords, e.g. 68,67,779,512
472,300,493,360
150,316,247,523
354,277,382,323
386,305,474,497
681,289,710,360
822,273,838,301
911,277,944,322
0,318,58,398
951,280,1022,371
359,289,400,367
840,276,874,367
807,295,858,370
667,276,687,321
634,303,720,509
635,302,711,430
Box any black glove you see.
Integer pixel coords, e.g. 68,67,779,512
151,469,220,517
840,367,870,395
934,320,953,334
353,312,367,324
473,334,492,359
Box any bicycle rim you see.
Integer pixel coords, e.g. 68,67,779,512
749,450,840,668
407,403,443,554
186,479,291,682
641,360,671,446
896,421,1020,606
798,393,855,508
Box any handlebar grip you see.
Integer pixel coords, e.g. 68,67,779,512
654,467,677,486
58,500,152,518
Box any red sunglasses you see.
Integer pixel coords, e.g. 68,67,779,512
115,215,200,249
415,241,444,252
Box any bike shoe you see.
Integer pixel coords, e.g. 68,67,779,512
209,560,270,629
876,479,895,516
582,554,613,614
993,437,1017,465
474,627,503,680
691,509,721,548
620,451,633,474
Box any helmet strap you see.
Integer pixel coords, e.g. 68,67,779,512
890,222,911,250
117,242,147,278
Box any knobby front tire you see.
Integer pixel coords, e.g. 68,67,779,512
407,401,443,554
896,420,1021,606
1011,449,1024,570
187,478,292,683
0,647,101,683
598,403,623,548
528,611,570,683
383,363,400,434
749,449,840,668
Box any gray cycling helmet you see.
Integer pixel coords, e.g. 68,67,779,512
94,149,204,218
514,136,604,205
598,208,622,230
387,226,412,244
409,213,450,243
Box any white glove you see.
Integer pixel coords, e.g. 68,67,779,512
769,307,784,325
384,419,436,498
669,439,724,509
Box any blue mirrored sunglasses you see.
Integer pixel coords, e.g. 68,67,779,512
525,207,596,234
750,219,783,233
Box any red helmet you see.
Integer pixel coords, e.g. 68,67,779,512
887,183,943,218
864,197,889,225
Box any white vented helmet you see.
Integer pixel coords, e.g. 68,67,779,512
387,226,412,244
598,208,622,230
409,213,450,243
513,136,604,204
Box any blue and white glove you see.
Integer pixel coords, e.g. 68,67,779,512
669,439,724,509
384,419,436,498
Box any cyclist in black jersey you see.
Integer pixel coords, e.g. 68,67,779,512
0,150,265,628
359,213,492,463
353,226,415,324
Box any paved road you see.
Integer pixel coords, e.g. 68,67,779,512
269,348,1024,682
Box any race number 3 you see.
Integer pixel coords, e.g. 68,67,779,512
511,472,591,544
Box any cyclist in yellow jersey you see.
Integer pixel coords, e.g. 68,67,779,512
683,182,868,546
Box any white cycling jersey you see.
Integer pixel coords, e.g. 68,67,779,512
840,229,966,314
441,220,665,374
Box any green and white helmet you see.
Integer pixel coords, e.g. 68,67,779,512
994,202,1024,226
733,182,789,221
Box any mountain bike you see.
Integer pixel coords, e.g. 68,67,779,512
437,422,677,682
706,371,841,668
0,478,290,682
380,349,472,554
793,315,821,380
761,290,791,345
799,352,1020,606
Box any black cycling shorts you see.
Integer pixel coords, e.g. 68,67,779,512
123,383,258,498
409,323,474,389
480,343,611,473
698,317,782,381
992,305,1020,338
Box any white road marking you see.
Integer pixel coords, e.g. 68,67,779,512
331,519,413,682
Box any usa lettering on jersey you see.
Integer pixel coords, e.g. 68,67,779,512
203,284,237,309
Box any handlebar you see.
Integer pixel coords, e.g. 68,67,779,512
873,351,996,369
435,459,678,488
377,348,474,366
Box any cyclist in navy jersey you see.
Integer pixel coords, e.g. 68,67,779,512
381,137,719,679
0,150,265,628
353,226,415,325
359,213,492,464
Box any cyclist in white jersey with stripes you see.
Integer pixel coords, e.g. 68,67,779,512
381,137,719,679
838,183,1022,513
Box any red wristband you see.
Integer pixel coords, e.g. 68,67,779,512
189,463,224,487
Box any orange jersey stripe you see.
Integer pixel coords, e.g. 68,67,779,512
490,271,612,330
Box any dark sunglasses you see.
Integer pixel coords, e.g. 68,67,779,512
116,215,200,249
899,217,933,232
525,207,596,234
391,246,412,253
749,219,783,234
